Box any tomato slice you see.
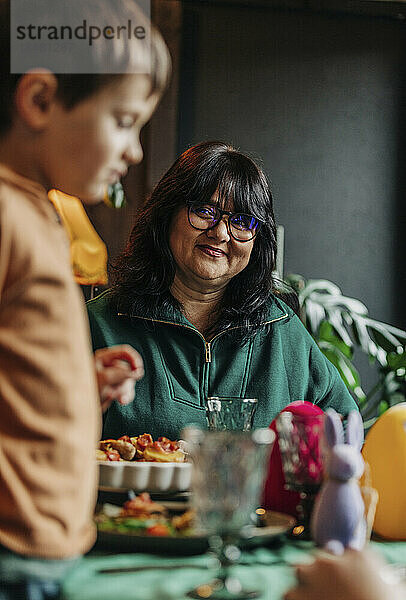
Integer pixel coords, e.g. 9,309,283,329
157,437,179,452
136,434,153,449
106,449,121,461
146,524,171,536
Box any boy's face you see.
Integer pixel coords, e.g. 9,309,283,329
41,75,159,203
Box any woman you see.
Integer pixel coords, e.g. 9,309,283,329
87,141,357,439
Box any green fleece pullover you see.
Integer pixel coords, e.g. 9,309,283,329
87,292,357,440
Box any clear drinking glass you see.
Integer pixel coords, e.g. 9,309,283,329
205,397,258,431
276,411,324,538
183,426,275,600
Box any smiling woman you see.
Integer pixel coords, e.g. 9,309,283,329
87,141,358,440
169,199,255,314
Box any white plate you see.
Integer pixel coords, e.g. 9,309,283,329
98,460,192,493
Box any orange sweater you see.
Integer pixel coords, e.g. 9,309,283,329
0,165,100,558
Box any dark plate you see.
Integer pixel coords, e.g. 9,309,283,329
242,510,296,548
95,529,209,556
94,510,296,556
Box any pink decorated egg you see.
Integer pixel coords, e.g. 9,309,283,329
261,401,324,517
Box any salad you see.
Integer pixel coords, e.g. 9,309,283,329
95,493,195,538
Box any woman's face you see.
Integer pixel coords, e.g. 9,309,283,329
169,195,255,292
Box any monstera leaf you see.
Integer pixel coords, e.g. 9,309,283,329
285,274,406,424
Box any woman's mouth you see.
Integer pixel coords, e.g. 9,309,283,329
197,245,226,258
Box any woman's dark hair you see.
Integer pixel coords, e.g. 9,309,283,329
110,141,283,340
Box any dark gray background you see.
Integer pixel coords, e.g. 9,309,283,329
178,3,405,329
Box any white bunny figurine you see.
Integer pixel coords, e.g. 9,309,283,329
311,408,366,555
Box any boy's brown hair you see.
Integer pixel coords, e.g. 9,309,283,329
0,0,170,135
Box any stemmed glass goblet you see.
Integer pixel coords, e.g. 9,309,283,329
183,426,275,600
276,411,324,538
205,397,258,431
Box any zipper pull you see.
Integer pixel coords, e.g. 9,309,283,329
205,342,212,363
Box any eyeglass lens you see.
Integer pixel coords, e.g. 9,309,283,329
189,204,260,241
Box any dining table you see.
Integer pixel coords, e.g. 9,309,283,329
61,536,406,600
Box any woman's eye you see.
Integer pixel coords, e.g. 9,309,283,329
193,205,216,219
232,214,257,230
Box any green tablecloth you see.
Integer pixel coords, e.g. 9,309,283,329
61,540,406,600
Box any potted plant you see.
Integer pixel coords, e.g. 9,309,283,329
284,274,406,429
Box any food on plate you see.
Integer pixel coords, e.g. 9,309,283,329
171,509,195,531
95,493,195,537
120,493,166,517
96,448,120,462
97,434,186,463
130,433,154,459
99,438,136,461
143,439,185,463
129,434,185,462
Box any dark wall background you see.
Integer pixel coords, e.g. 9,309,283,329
178,3,406,338
85,0,182,267
84,1,405,391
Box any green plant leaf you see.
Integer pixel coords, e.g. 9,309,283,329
352,315,387,366
285,273,406,421
284,273,305,294
350,319,361,347
324,308,353,347
304,298,326,336
361,385,384,420
387,392,406,407
318,340,365,402
382,371,401,394
300,279,343,301
363,317,406,341
322,294,368,316
387,350,406,371
366,321,406,353
318,321,353,359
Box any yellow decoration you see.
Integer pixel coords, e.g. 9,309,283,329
48,189,108,285
362,403,406,540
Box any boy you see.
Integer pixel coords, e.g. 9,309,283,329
0,1,170,597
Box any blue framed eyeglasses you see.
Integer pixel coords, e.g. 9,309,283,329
187,203,263,242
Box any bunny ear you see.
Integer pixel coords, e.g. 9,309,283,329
345,410,364,450
324,408,344,448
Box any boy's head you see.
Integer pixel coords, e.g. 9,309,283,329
0,0,170,202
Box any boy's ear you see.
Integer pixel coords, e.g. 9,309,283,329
14,71,59,131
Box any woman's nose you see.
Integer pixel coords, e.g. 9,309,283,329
206,216,230,242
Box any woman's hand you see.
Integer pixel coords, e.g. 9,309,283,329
94,345,144,412
283,549,405,600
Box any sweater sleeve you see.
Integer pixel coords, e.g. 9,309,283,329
306,333,359,416
86,298,110,352
278,308,359,417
